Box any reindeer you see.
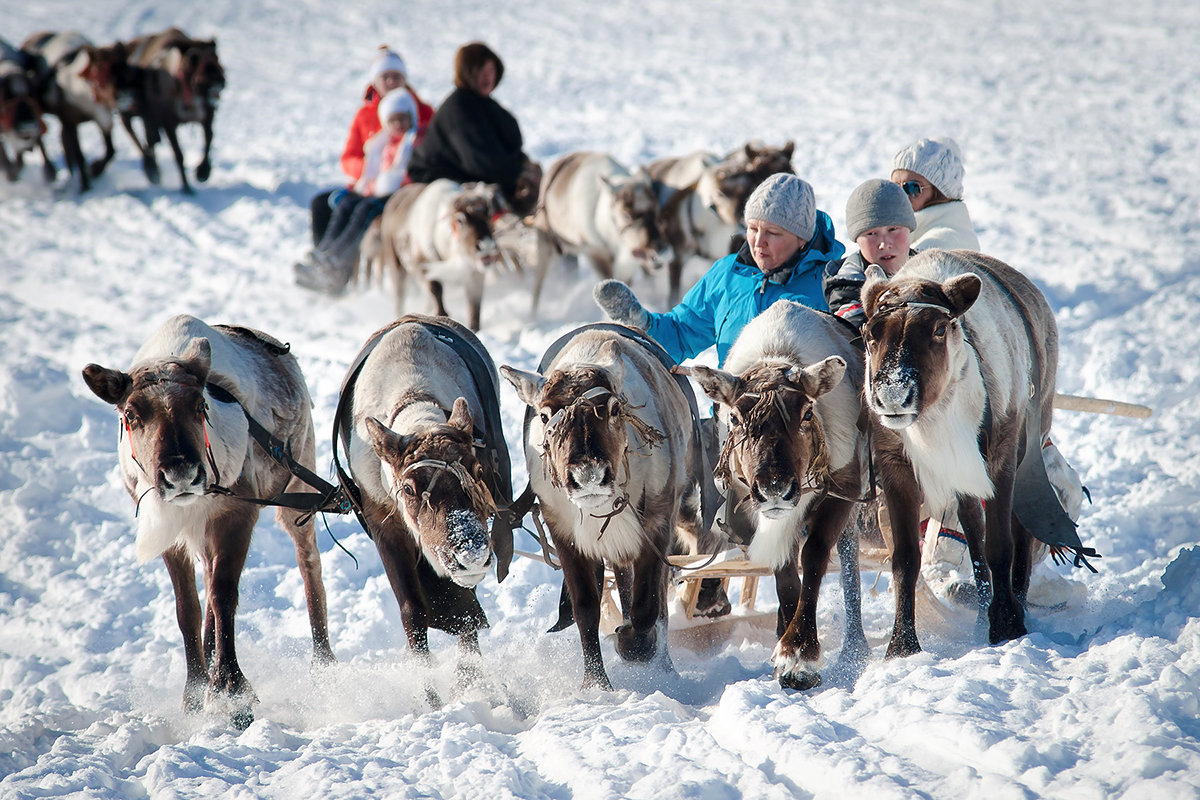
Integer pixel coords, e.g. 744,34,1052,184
501,325,700,690
531,151,669,307
81,315,335,729
648,141,795,305
21,31,127,192
0,38,54,183
117,27,224,193
376,179,513,331
339,316,511,695
679,300,869,690
860,249,1084,656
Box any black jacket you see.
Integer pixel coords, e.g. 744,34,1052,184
406,87,525,199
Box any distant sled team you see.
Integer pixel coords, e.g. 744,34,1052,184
1,27,222,193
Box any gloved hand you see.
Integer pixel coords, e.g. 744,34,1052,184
593,280,649,330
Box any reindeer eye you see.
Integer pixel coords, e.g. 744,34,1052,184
803,408,813,422
539,410,550,424
401,482,416,497
123,409,140,428
933,320,948,338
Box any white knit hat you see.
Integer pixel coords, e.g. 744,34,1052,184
743,173,816,241
845,179,916,241
377,89,417,126
891,137,966,200
367,47,407,86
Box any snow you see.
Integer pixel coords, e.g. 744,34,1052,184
3,0,1199,797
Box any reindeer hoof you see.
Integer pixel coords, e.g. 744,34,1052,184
615,623,657,663
196,160,211,183
142,156,161,184
988,604,1028,645
231,704,255,731
581,669,613,692
694,578,732,618
885,630,922,659
776,667,822,691
771,641,822,691
42,162,57,183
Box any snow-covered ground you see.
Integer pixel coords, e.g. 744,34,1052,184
2,1,1199,797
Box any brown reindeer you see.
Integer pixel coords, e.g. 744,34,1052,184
680,300,869,690
118,27,224,193
502,326,699,690
648,141,795,304
376,179,514,331
861,249,1083,655
82,315,335,729
0,38,55,183
340,317,512,699
22,31,127,192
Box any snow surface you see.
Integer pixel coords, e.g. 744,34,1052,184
3,1,1199,797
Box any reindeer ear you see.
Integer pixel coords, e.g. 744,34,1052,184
795,356,846,399
448,397,474,433
782,141,795,159
366,416,406,459
179,338,212,383
597,340,626,386
500,365,545,407
943,273,982,318
684,365,741,407
82,364,132,406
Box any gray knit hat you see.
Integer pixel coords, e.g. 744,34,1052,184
891,137,965,200
845,179,917,241
743,173,816,241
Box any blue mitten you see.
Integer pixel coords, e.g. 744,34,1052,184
593,280,649,330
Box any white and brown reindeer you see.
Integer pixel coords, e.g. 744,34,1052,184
501,326,699,690
678,300,869,690
376,178,513,331
530,151,670,310
860,249,1082,656
339,316,511,694
648,141,795,305
82,315,335,729
0,38,55,183
21,31,126,192
117,27,225,193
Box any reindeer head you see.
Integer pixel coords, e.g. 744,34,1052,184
861,270,981,430
715,141,796,221
682,358,844,519
366,397,496,587
601,171,668,274
0,64,43,145
451,182,509,269
79,42,129,110
180,40,224,108
83,338,218,505
503,357,662,512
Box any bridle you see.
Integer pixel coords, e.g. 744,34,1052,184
396,454,496,520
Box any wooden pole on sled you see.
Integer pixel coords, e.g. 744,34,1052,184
1053,392,1152,419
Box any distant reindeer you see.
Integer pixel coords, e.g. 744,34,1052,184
531,151,669,308
648,141,795,304
376,179,513,331
679,300,869,690
861,249,1083,655
118,27,225,193
0,38,54,183
82,315,335,729
22,31,126,192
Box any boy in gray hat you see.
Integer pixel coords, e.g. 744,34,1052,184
822,178,917,326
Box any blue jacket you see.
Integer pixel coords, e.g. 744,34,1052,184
646,210,845,365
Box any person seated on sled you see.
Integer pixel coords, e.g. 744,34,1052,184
593,172,846,616
890,136,980,251
822,178,919,327
406,41,541,217
294,46,433,294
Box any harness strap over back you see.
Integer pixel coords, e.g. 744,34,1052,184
331,315,516,581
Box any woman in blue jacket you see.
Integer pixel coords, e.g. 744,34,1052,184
594,172,844,366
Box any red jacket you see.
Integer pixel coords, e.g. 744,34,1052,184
339,86,434,182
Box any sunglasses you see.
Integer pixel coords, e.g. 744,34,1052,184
900,181,927,197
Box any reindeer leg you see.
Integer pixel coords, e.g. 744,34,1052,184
204,506,258,730
616,535,669,667
120,111,159,184
196,108,215,183
834,519,870,677
466,267,485,331
1011,515,1034,606
276,505,335,666
88,124,116,179
957,496,993,636
162,544,206,714
163,123,193,194
60,121,90,192
557,540,611,691
429,280,449,318
37,138,57,183
880,447,924,658
0,145,17,182
985,445,1027,644
453,629,483,694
